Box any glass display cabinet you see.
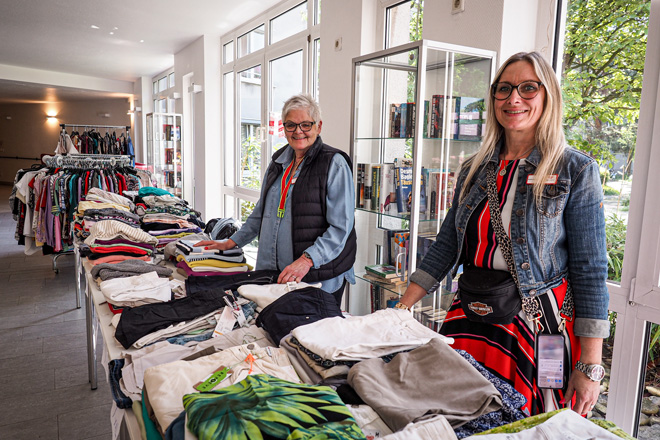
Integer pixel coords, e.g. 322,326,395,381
146,112,184,197
349,40,496,324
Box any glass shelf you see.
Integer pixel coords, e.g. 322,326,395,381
349,40,496,318
354,136,483,142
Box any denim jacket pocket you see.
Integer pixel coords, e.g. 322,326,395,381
536,181,569,218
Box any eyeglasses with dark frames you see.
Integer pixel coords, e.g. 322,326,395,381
283,121,316,132
492,81,543,100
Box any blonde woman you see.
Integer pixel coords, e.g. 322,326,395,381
398,52,608,417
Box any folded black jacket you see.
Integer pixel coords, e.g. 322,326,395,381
256,287,343,346
114,289,232,349
185,269,280,296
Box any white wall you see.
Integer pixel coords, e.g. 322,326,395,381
174,35,222,220
318,0,379,153
422,0,557,68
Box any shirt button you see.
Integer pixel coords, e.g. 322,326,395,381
521,262,530,270
516,209,524,217
519,186,526,194
529,289,537,296
525,165,534,172
516,237,525,244
547,186,557,196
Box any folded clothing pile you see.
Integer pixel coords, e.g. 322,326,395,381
84,219,158,258
141,212,204,250
174,242,252,277
90,259,172,281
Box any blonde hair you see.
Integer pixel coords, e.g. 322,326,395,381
460,51,566,204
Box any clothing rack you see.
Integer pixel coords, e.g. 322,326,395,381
60,123,130,132
42,154,132,168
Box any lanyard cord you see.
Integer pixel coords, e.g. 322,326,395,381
277,158,300,218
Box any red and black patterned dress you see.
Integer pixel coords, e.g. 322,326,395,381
439,158,580,416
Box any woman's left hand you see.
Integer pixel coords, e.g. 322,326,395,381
278,256,313,284
563,370,601,415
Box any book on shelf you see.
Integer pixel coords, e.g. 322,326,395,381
362,272,406,286
384,228,407,267
428,170,455,218
380,163,396,214
369,284,401,313
423,100,430,138
456,96,485,141
390,103,401,138
430,95,445,138
356,163,365,208
365,264,399,279
363,163,373,211
406,102,416,138
370,164,382,211
393,231,410,272
400,103,408,139
394,164,413,214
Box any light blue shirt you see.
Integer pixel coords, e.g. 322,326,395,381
231,145,355,293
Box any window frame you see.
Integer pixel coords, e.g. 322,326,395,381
220,0,320,218
554,0,660,434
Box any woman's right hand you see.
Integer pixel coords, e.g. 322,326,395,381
194,239,237,251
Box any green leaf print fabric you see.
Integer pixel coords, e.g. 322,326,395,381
182,374,366,440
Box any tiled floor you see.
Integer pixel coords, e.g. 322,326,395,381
0,184,113,440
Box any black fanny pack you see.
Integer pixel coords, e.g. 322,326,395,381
458,266,522,324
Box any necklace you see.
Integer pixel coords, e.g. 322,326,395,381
501,145,534,161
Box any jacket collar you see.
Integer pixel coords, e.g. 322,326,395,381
489,137,540,167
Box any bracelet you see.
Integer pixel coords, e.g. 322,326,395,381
394,302,409,310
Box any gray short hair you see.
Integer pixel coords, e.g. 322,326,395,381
282,94,322,122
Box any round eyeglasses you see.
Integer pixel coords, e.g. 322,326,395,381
283,121,316,132
492,81,543,100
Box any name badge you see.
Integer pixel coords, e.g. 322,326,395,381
527,174,558,185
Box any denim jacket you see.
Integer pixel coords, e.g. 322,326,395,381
410,143,610,338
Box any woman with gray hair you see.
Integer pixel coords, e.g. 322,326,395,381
397,52,608,417
197,94,356,306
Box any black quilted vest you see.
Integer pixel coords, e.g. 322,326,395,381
261,137,357,283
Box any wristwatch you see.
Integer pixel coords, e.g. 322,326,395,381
394,302,409,311
302,251,313,264
575,361,605,382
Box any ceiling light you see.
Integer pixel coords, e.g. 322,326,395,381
91,25,99,29
140,40,144,43
109,32,114,35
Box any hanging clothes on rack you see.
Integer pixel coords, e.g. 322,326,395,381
56,124,132,157
10,154,152,255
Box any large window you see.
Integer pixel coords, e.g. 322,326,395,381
221,0,321,227
558,0,657,435
385,0,423,48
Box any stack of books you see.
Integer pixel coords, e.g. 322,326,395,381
363,264,406,287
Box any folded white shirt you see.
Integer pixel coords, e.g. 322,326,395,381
291,308,453,361
237,281,322,310
99,271,172,306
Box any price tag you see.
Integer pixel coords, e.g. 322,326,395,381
224,295,247,327
193,366,233,392
212,307,236,337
